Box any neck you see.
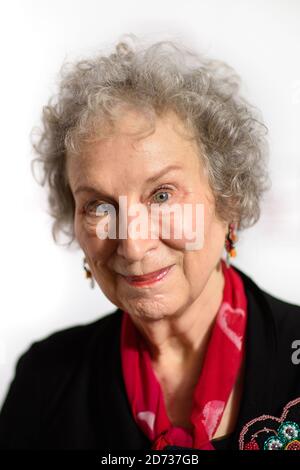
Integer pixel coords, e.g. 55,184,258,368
129,260,225,367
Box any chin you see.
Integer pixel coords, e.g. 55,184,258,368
124,299,172,321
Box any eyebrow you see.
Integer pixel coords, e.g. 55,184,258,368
145,164,183,184
74,164,183,197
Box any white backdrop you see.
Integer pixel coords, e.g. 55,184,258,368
0,0,299,408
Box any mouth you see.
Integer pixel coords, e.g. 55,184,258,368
120,264,175,287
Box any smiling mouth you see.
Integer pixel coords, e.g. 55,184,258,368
120,265,174,286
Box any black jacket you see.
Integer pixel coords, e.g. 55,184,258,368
1,265,300,450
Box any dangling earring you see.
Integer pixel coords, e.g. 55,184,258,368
225,222,238,268
83,256,95,289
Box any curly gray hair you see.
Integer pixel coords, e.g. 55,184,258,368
31,34,271,248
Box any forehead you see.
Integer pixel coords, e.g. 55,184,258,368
67,110,202,186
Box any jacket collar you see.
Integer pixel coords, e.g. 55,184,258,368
230,264,278,440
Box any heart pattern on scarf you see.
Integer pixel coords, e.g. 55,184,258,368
201,400,226,440
217,302,245,351
137,411,156,432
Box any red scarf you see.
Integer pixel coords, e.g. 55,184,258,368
120,259,247,450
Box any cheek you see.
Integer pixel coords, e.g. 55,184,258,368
158,201,206,251
74,209,106,245
164,200,226,262
74,213,113,262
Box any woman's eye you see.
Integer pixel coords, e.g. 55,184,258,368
152,187,172,204
84,201,112,217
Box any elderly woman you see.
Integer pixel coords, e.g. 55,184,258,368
0,35,300,452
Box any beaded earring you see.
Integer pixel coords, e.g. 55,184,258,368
225,222,238,267
83,256,95,289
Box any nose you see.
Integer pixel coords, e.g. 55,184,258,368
117,236,158,262
116,204,160,262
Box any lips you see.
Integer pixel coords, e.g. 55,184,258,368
124,265,173,282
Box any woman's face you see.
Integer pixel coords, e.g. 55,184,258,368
67,110,228,320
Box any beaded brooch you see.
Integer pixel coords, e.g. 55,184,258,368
239,397,300,450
